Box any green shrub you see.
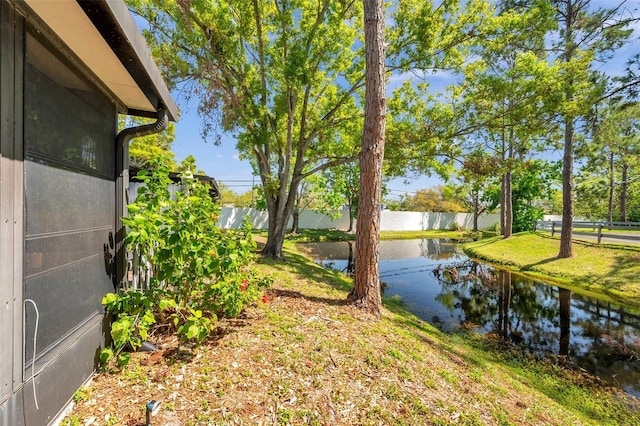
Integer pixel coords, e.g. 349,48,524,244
101,156,271,367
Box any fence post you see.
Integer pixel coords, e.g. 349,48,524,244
551,221,555,237
598,223,603,244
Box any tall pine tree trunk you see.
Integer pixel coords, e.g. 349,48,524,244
620,164,629,222
504,170,512,238
504,129,514,239
499,118,507,236
500,174,507,236
473,193,479,232
558,0,576,259
608,151,614,223
559,118,574,258
348,0,385,318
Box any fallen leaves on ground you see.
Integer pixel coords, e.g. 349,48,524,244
64,259,639,426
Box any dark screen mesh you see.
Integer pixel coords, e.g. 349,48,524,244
24,32,116,362
24,33,115,179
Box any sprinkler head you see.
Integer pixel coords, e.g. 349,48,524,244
145,400,161,425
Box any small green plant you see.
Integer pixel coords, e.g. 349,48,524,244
104,415,118,426
277,408,293,425
101,156,271,367
63,416,81,426
386,348,404,361
72,386,91,403
176,308,213,343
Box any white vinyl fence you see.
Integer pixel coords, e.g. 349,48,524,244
217,207,500,231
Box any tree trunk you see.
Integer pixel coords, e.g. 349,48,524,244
504,129,514,238
262,211,288,259
473,193,479,232
559,118,574,258
499,122,507,236
500,174,506,235
348,0,385,318
504,173,512,237
261,177,299,259
348,203,355,233
346,241,355,274
558,0,576,259
620,164,628,222
608,151,614,223
291,208,300,234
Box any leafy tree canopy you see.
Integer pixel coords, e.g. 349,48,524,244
129,0,365,258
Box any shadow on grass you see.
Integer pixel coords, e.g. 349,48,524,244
258,249,354,294
271,288,348,307
521,256,559,271
599,252,640,305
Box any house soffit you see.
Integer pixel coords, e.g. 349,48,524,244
23,0,177,121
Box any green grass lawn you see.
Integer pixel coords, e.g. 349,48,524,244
64,232,640,425
463,231,640,307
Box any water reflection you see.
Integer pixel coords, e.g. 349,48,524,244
300,238,640,396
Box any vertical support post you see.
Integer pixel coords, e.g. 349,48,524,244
0,1,25,402
552,221,556,237
114,132,130,290
598,223,603,244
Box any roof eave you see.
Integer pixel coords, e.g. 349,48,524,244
76,0,178,121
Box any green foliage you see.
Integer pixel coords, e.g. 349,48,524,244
388,186,466,212
72,387,91,403
218,182,255,207
577,103,640,221
310,162,360,220
128,0,364,258
177,154,206,175
101,156,271,367
486,160,560,232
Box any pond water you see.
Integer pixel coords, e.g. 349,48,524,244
300,238,640,397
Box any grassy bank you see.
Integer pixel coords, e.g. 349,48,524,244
64,241,639,425
463,231,640,307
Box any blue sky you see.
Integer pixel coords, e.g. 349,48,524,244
166,0,639,200
170,95,258,194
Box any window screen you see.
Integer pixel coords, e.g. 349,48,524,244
24,32,115,179
24,31,116,362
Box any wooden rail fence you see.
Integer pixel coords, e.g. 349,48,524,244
533,220,640,244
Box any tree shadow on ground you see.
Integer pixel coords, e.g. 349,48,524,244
258,248,354,293
521,256,560,271
270,288,348,307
